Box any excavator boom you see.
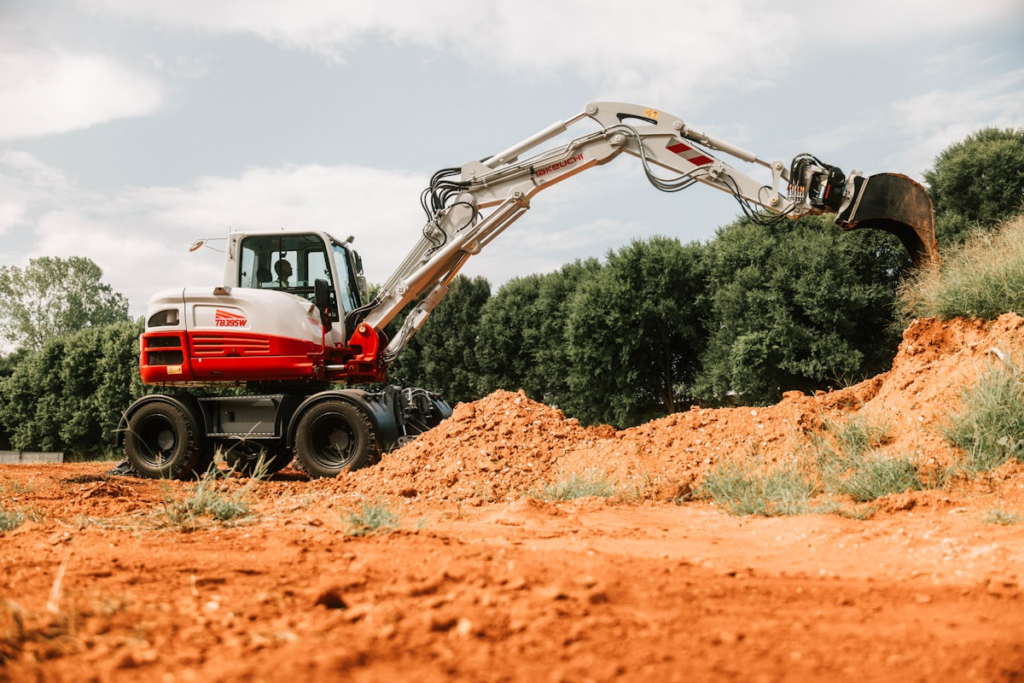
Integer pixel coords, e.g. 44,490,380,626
359,102,938,370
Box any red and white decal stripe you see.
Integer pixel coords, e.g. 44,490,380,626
666,141,713,167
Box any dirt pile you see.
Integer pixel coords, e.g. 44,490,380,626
344,390,607,502
340,314,1024,503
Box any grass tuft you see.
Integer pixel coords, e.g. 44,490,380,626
982,508,1022,525
698,412,931,518
341,499,400,537
536,470,616,501
697,459,819,517
823,412,892,460
834,454,924,503
158,461,266,531
0,508,26,533
943,355,1024,475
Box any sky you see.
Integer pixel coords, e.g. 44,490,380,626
1,0,1022,319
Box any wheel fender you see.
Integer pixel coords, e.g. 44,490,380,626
286,390,399,452
117,394,206,447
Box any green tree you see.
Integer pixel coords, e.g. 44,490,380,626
0,349,28,449
924,127,1024,246
531,259,602,409
565,237,707,427
386,275,491,404
475,258,601,408
0,256,130,351
694,216,905,405
0,321,144,455
476,273,544,395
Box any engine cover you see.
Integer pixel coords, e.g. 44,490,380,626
140,287,326,384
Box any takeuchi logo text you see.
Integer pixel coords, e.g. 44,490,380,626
215,309,247,327
535,153,585,177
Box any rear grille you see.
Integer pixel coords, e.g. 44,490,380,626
191,334,271,357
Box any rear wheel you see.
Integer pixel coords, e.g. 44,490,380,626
293,400,378,478
223,441,292,476
124,402,204,480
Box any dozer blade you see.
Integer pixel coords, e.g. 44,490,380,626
834,173,939,268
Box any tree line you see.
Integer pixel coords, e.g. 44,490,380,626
1,127,1022,455
388,215,909,426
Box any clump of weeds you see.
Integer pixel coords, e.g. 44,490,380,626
534,470,616,501
983,508,1022,526
157,460,268,531
341,498,401,537
696,412,937,519
943,353,1024,476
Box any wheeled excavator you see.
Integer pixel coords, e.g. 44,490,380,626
118,102,938,479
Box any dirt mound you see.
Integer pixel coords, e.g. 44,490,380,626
344,390,607,502
339,314,1024,503
4,318,1024,683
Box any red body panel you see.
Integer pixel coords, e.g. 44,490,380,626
140,330,324,384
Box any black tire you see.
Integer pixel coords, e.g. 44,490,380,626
293,400,379,478
124,402,204,480
223,441,293,476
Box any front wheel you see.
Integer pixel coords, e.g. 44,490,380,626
124,401,204,480
293,400,379,478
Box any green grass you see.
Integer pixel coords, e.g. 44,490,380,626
0,480,38,496
833,454,924,503
823,412,891,459
535,471,616,501
698,460,819,516
943,356,1024,475
341,499,400,537
899,214,1024,322
809,414,924,502
158,461,266,531
698,413,929,518
0,508,25,533
982,508,1022,525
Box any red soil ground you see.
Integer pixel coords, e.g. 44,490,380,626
2,315,1023,682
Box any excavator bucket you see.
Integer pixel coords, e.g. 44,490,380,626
834,173,938,267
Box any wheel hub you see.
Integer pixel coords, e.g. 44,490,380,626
156,429,175,452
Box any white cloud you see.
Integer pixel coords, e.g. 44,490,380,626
885,69,1024,175
80,1,788,108
793,0,1024,45
0,150,674,316
83,0,1024,111
0,41,164,141
0,153,469,314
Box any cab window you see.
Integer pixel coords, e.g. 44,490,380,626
238,234,342,320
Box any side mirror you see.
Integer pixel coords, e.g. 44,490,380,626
313,278,331,328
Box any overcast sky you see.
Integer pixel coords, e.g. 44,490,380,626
1,0,1022,318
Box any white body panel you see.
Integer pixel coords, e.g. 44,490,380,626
146,287,322,345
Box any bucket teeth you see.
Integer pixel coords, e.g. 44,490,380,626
835,173,939,268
